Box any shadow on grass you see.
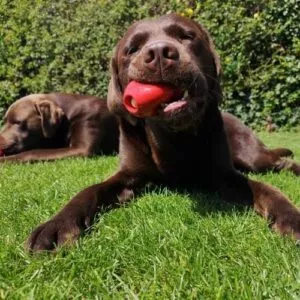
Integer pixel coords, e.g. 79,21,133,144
141,183,251,217
188,190,250,216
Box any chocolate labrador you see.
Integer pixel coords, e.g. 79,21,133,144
0,93,119,162
223,112,300,175
1,93,299,176
28,14,300,251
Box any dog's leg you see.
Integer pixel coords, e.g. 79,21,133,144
271,148,294,158
253,155,300,176
273,158,300,176
218,172,300,239
0,147,92,163
27,171,146,251
251,148,300,175
249,179,300,239
233,151,300,176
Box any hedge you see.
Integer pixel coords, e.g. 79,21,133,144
0,0,299,128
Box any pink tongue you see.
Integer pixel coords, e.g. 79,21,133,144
163,100,187,113
0,149,4,156
123,81,181,117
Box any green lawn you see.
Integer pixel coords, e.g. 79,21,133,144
0,132,299,299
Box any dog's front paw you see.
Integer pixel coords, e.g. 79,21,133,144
27,214,86,252
272,211,300,240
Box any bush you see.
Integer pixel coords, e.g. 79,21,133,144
0,0,299,128
194,0,300,128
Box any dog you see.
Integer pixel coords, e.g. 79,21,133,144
0,93,119,162
1,94,299,176
27,14,300,251
223,112,300,175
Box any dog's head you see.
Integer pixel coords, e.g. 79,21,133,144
108,14,221,130
0,95,64,156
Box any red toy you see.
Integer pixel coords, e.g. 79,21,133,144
123,81,180,117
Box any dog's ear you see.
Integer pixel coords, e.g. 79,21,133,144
107,53,122,114
107,48,137,126
205,31,221,78
193,20,222,103
206,36,222,104
35,100,65,138
195,22,221,77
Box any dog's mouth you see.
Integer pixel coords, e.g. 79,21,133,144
158,89,189,115
0,147,13,156
123,80,195,118
0,143,20,156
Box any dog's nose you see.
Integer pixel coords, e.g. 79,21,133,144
143,42,179,70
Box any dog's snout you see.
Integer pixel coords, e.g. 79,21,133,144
143,42,179,70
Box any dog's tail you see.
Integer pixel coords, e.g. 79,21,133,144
271,148,294,158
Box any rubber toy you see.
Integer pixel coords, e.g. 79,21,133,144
123,81,178,117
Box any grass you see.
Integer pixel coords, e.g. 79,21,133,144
0,131,300,299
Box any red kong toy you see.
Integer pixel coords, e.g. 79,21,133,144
123,81,180,117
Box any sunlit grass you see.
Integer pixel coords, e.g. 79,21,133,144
0,132,299,298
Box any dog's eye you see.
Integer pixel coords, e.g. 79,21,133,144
14,120,22,125
14,120,26,130
125,32,149,56
180,31,196,41
20,122,27,131
125,45,139,56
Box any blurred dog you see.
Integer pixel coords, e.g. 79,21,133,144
0,93,119,162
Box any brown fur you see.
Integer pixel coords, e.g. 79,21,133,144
1,93,299,175
0,93,119,162
28,14,300,251
223,112,300,175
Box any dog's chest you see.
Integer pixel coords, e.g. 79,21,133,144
146,126,211,182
